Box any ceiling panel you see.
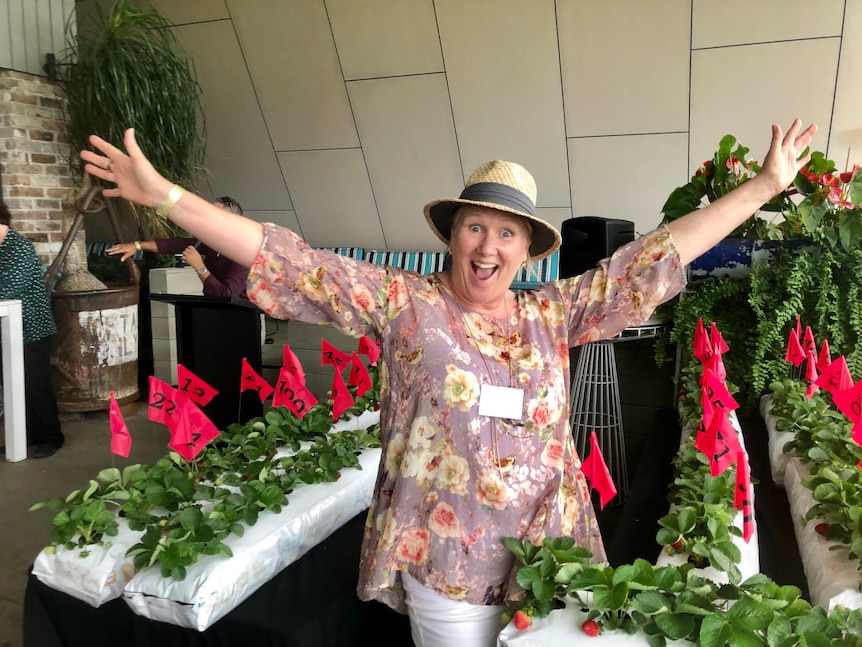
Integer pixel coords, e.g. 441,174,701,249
176,21,293,212
227,0,358,151
558,0,690,138
347,74,462,250
326,0,443,80
277,148,384,248
147,0,230,25
435,0,570,208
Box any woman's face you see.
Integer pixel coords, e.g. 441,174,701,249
447,206,531,307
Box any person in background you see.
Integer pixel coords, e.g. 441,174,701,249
0,202,64,459
106,196,250,298
83,119,816,646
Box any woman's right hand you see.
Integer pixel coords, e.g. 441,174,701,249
105,242,138,262
81,128,174,211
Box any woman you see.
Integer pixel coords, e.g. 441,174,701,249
0,202,64,459
105,196,249,298
81,119,815,646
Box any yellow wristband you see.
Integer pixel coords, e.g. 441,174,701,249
134,240,142,251
156,184,185,217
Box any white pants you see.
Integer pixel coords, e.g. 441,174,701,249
402,573,504,647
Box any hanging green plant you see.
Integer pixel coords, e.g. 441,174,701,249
60,0,206,238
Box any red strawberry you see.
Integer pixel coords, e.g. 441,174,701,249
814,522,830,537
582,619,601,637
672,540,683,551
513,610,531,630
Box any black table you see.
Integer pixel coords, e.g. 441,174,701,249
24,511,413,647
149,294,264,429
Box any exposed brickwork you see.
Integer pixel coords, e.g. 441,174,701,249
0,68,80,267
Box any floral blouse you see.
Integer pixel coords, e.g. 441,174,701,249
247,223,685,613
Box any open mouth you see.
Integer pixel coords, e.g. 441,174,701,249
472,262,498,280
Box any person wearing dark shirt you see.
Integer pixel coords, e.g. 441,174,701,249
0,202,64,458
106,196,250,298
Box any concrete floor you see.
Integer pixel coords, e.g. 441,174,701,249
0,402,170,647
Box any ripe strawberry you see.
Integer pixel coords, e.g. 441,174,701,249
513,609,532,630
672,539,684,551
814,522,830,537
582,619,601,637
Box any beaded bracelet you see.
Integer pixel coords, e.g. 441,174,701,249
156,184,185,217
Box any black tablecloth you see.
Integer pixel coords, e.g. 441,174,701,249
24,511,413,647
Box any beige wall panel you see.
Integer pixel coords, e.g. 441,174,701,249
692,0,843,49
277,149,384,248
558,0,690,138
178,21,293,212
326,0,443,80
690,39,838,169
829,0,862,169
147,0,229,26
248,210,302,233
535,207,574,241
227,0,358,151
435,0,569,208
568,133,689,237
347,74,462,251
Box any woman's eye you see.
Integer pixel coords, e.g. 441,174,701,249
469,224,482,233
501,230,513,238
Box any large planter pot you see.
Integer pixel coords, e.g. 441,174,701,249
689,238,818,281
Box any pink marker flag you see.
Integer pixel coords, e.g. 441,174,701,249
330,368,354,421
795,314,802,340
148,376,180,426
580,431,617,510
816,339,832,373
833,379,862,426
240,357,274,403
733,451,755,543
701,368,739,413
283,344,306,385
358,334,380,367
805,349,819,398
273,367,318,419
321,339,351,372
710,322,730,355
109,391,132,457
168,394,220,461
815,355,854,395
706,346,727,383
692,318,712,365
785,328,805,366
176,363,218,407
802,325,817,356
700,412,742,476
348,352,372,398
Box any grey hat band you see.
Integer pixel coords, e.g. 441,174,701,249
458,182,536,217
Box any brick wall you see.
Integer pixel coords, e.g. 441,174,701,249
0,67,79,267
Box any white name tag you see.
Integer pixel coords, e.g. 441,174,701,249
478,384,524,420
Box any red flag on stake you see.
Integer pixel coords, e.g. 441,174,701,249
169,394,220,461
805,350,819,398
710,322,730,354
330,368,354,420
785,328,805,366
701,368,739,413
815,355,854,395
358,335,380,367
240,357,274,403
692,318,712,365
580,431,617,509
109,391,132,457
321,339,351,372
283,344,306,385
734,451,754,543
348,352,372,398
176,363,218,406
273,367,318,419
833,380,862,426
148,376,180,426
802,326,817,356
795,314,802,340
817,339,832,373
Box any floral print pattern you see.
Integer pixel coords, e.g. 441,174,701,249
247,223,685,613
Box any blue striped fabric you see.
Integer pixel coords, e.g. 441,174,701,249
514,249,559,283
365,250,447,275
317,247,365,260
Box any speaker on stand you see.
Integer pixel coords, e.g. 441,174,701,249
559,216,635,279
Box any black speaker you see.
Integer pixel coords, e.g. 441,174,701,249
559,217,635,279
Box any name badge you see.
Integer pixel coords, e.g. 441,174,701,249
478,384,524,420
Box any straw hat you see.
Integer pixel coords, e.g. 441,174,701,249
423,160,562,261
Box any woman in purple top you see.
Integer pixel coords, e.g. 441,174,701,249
83,119,815,646
106,196,249,298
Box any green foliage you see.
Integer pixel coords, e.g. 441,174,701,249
504,538,862,645
60,0,205,238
